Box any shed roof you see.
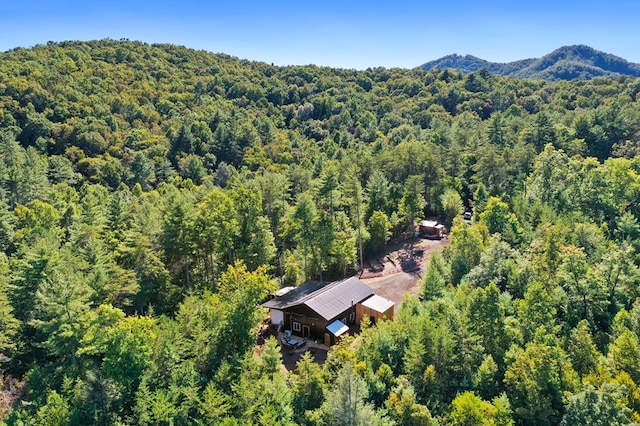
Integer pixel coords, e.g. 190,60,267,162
361,294,395,313
419,220,439,228
262,277,374,321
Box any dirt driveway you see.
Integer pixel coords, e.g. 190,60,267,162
360,237,448,314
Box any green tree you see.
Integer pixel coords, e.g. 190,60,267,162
0,198,15,252
161,193,197,290
474,354,500,400
468,282,508,363
11,233,62,366
473,183,489,220
558,246,608,329
422,252,446,300
0,130,28,207
13,199,61,244
440,188,464,227
366,169,391,218
78,183,109,229
31,390,71,426
447,218,485,284
231,182,276,271
292,351,325,422
608,329,640,384
448,391,513,426
479,197,521,243
0,253,19,359
285,192,318,281
128,152,156,190
79,305,156,415
560,385,631,426
385,382,433,426
526,144,570,208
473,144,509,196
524,112,556,152
487,114,507,146
329,212,359,278
195,187,239,285
504,342,573,426
399,175,426,230
211,262,276,371
366,211,391,256
21,146,50,205
465,236,518,291
234,338,294,425
31,259,92,364
178,154,206,185
199,381,234,423
516,282,557,343
320,363,389,426
567,320,601,378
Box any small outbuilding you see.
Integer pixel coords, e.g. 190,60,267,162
356,294,395,325
418,220,445,238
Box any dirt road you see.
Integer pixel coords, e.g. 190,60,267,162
360,237,448,314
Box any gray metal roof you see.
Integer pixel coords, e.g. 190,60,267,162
262,277,374,321
262,280,325,310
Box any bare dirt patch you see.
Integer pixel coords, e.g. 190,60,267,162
360,237,449,314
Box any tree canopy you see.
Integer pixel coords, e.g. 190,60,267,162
1,39,640,424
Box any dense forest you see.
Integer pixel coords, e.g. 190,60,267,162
1,39,640,425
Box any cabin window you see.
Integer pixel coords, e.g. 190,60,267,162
292,321,301,332
349,312,355,322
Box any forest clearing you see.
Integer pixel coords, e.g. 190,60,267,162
361,236,449,313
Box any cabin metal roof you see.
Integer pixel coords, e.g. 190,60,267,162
262,277,374,321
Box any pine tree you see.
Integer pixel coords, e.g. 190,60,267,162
0,253,19,358
31,259,92,364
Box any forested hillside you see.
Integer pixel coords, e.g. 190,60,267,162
1,39,640,425
421,45,640,81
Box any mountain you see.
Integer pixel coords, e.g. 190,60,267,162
420,45,640,81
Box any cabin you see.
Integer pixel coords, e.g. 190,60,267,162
262,277,394,345
418,220,445,238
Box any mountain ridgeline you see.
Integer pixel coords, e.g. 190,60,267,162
420,45,640,81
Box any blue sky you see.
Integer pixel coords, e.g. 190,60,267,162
2,1,639,69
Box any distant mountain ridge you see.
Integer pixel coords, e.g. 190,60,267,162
420,45,640,81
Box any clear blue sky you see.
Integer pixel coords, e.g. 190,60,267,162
2,1,639,69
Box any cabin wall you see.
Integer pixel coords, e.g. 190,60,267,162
282,304,357,342
283,306,326,340
419,225,440,237
270,309,284,326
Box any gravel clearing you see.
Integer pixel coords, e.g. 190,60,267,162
360,237,449,314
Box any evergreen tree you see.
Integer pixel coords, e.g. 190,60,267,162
31,259,92,364
0,253,19,359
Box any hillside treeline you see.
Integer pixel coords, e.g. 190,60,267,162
1,39,640,424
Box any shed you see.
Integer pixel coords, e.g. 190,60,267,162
418,220,445,238
325,319,350,345
356,294,395,324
